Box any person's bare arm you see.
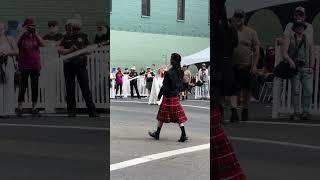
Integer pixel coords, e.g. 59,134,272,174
281,36,296,69
58,46,75,55
252,45,260,71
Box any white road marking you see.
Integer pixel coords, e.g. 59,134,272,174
110,143,210,171
111,100,210,110
0,123,108,131
230,137,320,150
242,121,320,127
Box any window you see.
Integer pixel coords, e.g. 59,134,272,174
177,0,185,21
110,0,112,13
208,0,210,25
142,0,151,17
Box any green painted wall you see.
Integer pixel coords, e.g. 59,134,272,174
0,0,108,41
111,30,210,70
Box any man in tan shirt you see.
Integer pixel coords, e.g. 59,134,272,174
229,9,260,122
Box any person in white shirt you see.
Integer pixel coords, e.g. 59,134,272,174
198,63,209,99
283,6,316,57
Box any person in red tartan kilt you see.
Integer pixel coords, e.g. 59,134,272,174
212,105,247,180
149,53,188,142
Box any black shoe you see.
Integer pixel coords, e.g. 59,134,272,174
68,112,76,117
241,109,249,121
178,135,188,142
31,108,40,116
89,112,100,118
230,108,239,123
148,131,159,140
16,109,23,117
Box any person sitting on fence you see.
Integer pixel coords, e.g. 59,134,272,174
94,20,110,45
16,17,46,117
145,67,155,97
59,18,99,117
115,67,123,98
251,45,275,101
43,21,63,47
128,66,141,99
198,63,209,100
282,21,314,121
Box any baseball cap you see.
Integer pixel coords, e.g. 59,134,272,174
233,9,245,18
23,17,35,27
295,6,305,14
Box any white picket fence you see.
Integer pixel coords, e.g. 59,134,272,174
110,74,210,99
272,45,320,118
0,46,109,115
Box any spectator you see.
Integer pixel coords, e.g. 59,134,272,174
16,17,46,117
123,68,129,75
94,20,110,45
198,63,209,100
283,21,314,121
145,67,155,96
115,67,124,98
128,66,141,99
230,9,261,122
43,21,63,46
182,64,192,100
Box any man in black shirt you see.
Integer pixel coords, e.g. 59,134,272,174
128,66,141,99
59,19,99,117
43,21,63,46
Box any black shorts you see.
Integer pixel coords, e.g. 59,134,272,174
213,60,238,97
233,66,251,91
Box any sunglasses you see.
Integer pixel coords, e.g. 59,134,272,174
72,27,81,31
268,48,275,51
295,13,305,17
234,13,244,18
48,24,56,27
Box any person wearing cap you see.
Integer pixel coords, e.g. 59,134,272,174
282,21,314,121
128,66,141,99
145,67,155,97
59,18,99,118
16,17,46,116
229,9,260,122
198,63,209,100
94,20,110,45
115,67,123,98
182,64,191,100
284,7,314,45
283,6,316,63
149,53,188,142
43,21,63,46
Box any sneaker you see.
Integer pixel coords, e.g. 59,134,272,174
241,109,249,121
301,112,311,121
148,131,159,140
68,112,77,117
89,112,100,118
290,113,300,121
230,108,239,123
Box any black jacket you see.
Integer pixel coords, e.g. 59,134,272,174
158,67,183,99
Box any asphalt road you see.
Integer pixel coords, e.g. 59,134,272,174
0,115,108,180
223,102,320,180
110,99,210,180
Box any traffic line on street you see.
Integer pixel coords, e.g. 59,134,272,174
110,143,210,171
230,137,320,150
111,100,210,110
0,123,108,131
242,121,320,127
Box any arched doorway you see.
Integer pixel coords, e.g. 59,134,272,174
247,9,283,48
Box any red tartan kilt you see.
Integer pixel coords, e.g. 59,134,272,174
211,105,247,180
157,96,187,123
